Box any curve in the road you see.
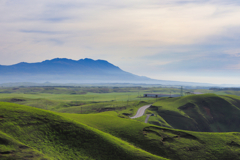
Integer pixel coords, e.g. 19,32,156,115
130,104,152,119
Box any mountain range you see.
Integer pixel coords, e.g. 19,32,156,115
0,58,154,83
0,58,217,86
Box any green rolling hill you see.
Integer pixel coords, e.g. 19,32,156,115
149,94,240,132
0,102,165,160
0,130,49,160
60,111,240,160
1,100,240,159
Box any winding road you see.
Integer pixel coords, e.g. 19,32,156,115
144,114,151,123
130,104,152,119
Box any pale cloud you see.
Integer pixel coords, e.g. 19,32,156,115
1,0,240,84
3,0,240,47
224,49,240,57
227,64,240,70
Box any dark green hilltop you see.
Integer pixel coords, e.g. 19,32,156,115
149,94,240,132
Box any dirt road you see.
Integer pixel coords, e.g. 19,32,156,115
130,104,151,119
144,114,151,123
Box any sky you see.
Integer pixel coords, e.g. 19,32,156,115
1,0,240,85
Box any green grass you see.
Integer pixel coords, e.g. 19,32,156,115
0,130,49,160
0,102,166,160
60,111,240,160
2,101,240,159
2,87,240,159
147,115,172,128
0,93,158,120
150,94,240,132
1,86,240,98
1,86,240,116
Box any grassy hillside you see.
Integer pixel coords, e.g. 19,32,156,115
2,101,240,159
0,130,49,160
0,102,166,160
61,111,240,160
150,94,240,132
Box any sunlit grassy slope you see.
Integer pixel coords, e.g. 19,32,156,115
0,102,166,160
150,94,240,132
0,130,49,160
2,99,240,160
61,111,240,160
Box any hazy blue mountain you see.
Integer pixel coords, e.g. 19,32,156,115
0,58,120,75
0,58,155,84
0,58,221,86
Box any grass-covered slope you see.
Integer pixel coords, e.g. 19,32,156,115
2,98,240,160
0,130,49,160
61,112,181,159
150,94,240,132
0,102,166,160
61,112,240,160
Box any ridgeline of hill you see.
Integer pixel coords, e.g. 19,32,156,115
2,100,240,160
149,94,240,132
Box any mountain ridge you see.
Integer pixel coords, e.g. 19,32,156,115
0,58,218,86
1,58,121,74
0,58,154,84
